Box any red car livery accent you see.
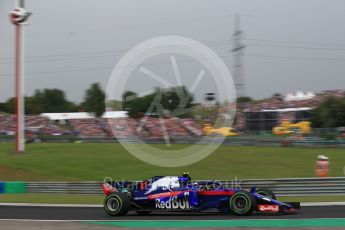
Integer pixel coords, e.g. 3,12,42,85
257,204,279,212
148,191,187,199
102,183,117,196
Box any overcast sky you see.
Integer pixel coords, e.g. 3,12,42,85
1,0,345,103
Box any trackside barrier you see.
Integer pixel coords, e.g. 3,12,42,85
4,182,26,193
1,137,345,147
24,177,345,197
0,182,4,193
219,177,345,196
0,182,26,194
26,182,101,194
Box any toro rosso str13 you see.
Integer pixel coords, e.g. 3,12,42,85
102,174,300,216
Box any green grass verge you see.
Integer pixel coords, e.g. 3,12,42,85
85,219,345,228
0,143,345,181
280,195,345,202
0,193,344,204
0,193,103,204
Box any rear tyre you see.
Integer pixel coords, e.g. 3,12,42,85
256,188,276,200
229,190,256,215
103,192,131,216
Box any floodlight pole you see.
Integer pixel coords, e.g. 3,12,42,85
15,0,25,152
10,0,31,152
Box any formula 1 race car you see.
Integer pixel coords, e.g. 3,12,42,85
102,174,300,216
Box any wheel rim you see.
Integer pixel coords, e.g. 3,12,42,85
233,195,249,210
107,198,120,212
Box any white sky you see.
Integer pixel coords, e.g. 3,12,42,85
1,0,345,103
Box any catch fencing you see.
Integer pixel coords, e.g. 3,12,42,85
26,177,345,197
219,177,345,196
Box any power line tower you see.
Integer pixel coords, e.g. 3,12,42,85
231,14,246,98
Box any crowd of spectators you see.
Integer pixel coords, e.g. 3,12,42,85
0,115,68,135
108,117,202,139
0,90,343,138
26,115,69,135
179,118,202,136
0,114,203,139
106,118,137,138
0,115,15,134
69,119,108,138
242,90,345,113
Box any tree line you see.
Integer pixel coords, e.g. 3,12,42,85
0,83,105,117
0,84,195,118
122,86,195,118
311,96,345,128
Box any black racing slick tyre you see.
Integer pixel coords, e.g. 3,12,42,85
229,190,257,216
256,188,276,200
103,192,131,216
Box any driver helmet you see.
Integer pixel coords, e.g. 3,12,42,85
182,172,191,181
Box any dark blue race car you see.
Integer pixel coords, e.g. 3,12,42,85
102,174,300,216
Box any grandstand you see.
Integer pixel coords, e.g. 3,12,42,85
0,115,203,139
0,115,68,136
69,119,108,138
0,89,344,138
239,90,345,131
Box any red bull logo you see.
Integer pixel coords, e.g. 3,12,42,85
258,204,279,212
155,196,191,209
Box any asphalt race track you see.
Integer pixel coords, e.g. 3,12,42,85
0,205,344,220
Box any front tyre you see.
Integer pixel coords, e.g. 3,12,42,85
104,192,131,216
229,190,256,215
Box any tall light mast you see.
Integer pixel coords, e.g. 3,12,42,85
9,0,32,152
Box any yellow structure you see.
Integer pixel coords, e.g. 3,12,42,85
272,120,311,135
203,124,238,136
